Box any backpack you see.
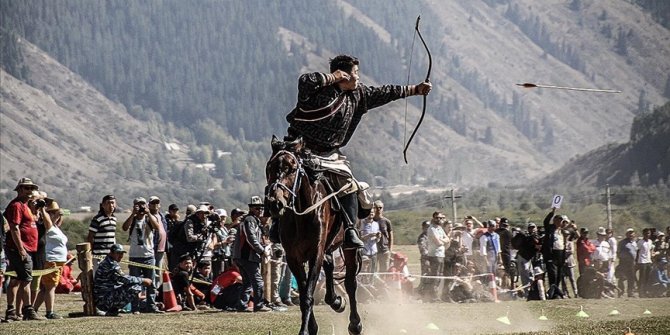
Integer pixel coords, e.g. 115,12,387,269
511,232,525,250
168,218,188,245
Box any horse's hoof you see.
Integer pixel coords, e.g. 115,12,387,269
331,296,346,313
348,323,362,335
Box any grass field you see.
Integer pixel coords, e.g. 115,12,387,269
2,245,669,334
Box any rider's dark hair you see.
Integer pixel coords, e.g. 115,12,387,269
330,55,359,73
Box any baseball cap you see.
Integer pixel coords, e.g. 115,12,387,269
148,196,160,204
626,228,635,233
110,244,126,253
231,208,245,217
133,197,147,204
215,208,228,217
102,194,116,202
487,220,496,228
528,222,537,228
168,204,179,211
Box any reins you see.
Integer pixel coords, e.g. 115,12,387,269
267,150,352,216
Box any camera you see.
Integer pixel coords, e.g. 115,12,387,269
35,199,46,208
208,213,222,224
137,205,146,214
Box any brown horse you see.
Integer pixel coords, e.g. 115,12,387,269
265,136,362,335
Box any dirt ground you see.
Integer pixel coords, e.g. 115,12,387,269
2,245,669,334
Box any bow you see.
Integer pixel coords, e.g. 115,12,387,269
403,15,432,164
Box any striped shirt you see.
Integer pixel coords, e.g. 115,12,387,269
89,213,117,255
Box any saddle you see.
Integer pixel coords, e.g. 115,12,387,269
300,151,373,212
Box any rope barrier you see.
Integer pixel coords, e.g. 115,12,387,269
91,255,212,285
4,267,60,278
4,255,78,278
92,255,167,272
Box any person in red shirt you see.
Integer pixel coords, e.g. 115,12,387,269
210,265,244,311
576,227,597,275
3,178,42,321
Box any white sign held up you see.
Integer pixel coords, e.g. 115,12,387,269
552,195,564,209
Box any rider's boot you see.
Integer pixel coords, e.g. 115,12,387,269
340,193,364,250
342,227,364,250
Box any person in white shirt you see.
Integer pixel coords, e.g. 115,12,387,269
33,201,68,319
424,212,450,301
357,212,380,281
606,228,617,283
637,228,655,297
122,197,162,313
592,227,611,273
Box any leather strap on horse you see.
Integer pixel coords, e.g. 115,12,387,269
292,181,353,216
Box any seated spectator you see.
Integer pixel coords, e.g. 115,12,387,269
448,263,476,303
527,267,546,301
210,265,245,311
193,260,213,307
577,263,620,299
55,254,81,294
93,244,153,316
649,257,669,298
385,252,414,297
170,254,198,311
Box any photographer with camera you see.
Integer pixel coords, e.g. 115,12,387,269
183,205,211,258
122,197,163,313
209,209,234,278
147,196,168,289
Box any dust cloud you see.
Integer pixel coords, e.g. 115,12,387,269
326,294,552,335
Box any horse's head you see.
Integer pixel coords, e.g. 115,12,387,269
265,135,305,217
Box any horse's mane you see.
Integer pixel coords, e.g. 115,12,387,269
271,135,304,155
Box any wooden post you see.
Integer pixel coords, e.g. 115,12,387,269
76,242,96,315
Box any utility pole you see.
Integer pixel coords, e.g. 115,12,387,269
444,189,462,224
605,184,612,230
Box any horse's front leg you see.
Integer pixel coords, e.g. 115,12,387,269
323,252,346,313
287,258,313,335
305,252,326,335
343,249,362,335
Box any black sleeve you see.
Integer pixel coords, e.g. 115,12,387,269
543,211,554,228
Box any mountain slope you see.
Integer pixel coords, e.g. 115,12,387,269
1,0,669,201
537,102,670,187
0,40,164,201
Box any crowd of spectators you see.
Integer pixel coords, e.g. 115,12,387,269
2,177,669,322
409,208,669,303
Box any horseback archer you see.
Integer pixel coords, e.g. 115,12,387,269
272,54,432,249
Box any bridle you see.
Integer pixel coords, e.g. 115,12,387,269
266,149,353,216
267,149,305,213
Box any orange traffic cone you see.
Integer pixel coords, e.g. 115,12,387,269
162,271,182,312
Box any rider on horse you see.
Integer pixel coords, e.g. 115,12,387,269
274,54,432,250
